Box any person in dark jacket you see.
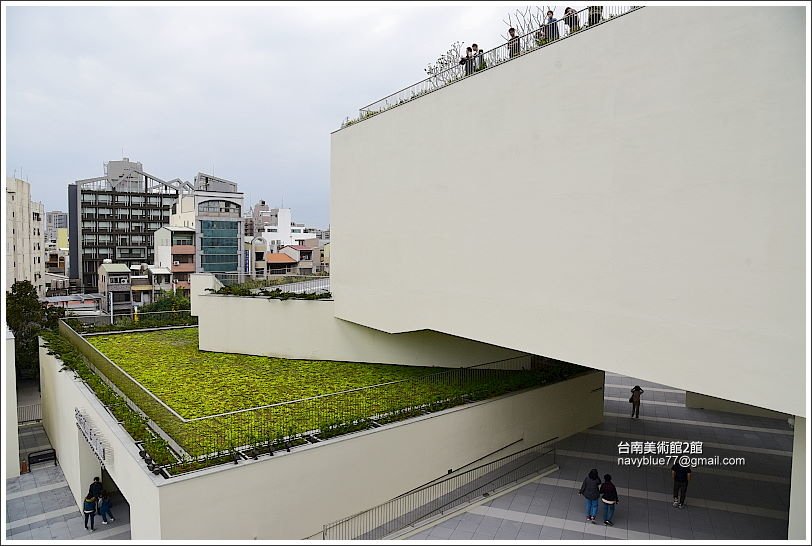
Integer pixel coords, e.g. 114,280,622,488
545,10,560,41
599,474,619,526
459,47,475,76
99,491,115,524
83,494,97,532
588,5,603,26
88,476,104,510
630,385,644,418
672,461,692,508
578,468,602,522
508,27,520,58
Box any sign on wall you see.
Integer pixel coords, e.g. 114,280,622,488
75,408,108,464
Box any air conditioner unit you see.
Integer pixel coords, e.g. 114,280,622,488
173,261,180,266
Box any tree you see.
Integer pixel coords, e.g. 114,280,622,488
424,40,466,88
138,291,190,313
5,281,63,380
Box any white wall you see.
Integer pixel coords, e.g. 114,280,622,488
788,416,807,540
156,370,604,539
6,329,20,478
196,294,526,366
39,342,163,539
330,7,806,416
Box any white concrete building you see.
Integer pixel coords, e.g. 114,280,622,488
29,6,808,542
169,173,245,274
5,177,45,296
330,6,807,539
258,207,317,251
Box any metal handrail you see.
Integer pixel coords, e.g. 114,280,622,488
341,5,643,128
323,436,558,540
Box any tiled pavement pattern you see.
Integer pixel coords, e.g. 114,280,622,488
5,424,131,541
404,372,792,540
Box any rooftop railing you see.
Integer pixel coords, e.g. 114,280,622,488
341,5,643,129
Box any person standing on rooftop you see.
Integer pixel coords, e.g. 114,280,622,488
508,27,520,58
471,43,484,71
545,10,560,41
459,46,475,76
564,7,580,34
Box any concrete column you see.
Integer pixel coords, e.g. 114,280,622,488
788,415,806,540
684,391,787,419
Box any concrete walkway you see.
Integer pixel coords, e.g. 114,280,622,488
5,424,131,541
402,373,792,540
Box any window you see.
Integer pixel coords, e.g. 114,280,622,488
198,200,241,216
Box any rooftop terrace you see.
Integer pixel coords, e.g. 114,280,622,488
340,5,643,129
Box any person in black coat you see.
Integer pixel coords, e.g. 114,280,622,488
599,474,620,526
459,47,475,76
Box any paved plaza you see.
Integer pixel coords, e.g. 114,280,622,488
401,372,793,541
5,423,131,541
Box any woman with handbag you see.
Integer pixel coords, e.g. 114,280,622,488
599,474,620,526
630,385,644,418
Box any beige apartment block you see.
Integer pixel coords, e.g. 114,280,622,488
6,177,46,296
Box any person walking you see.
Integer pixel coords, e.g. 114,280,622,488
599,474,620,526
83,493,97,532
578,468,602,523
508,27,520,58
630,385,644,418
99,491,116,524
89,477,103,504
672,460,692,508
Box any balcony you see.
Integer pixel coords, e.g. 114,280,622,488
171,244,196,255
171,262,195,273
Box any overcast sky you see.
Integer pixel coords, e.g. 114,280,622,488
4,1,590,228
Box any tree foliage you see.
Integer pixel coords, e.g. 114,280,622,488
424,40,465,87
137,291,191,313
5,280,64,380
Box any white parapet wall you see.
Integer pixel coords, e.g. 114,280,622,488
6,329,20,478
155,370,604,539
195,292,527,367
330,7,806,417
39,340,163,539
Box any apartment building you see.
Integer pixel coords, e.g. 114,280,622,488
5,177,45,296
169,173,245,274
45,210,68,248
97,261,132,314
68,158,192,292
154,226,196,294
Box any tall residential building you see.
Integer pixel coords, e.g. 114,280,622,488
153,225,196,294
68,158,193,292
170,172,245,273
5,177,45,296
45,210,68,248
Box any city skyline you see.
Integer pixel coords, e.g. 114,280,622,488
3,1,590,228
